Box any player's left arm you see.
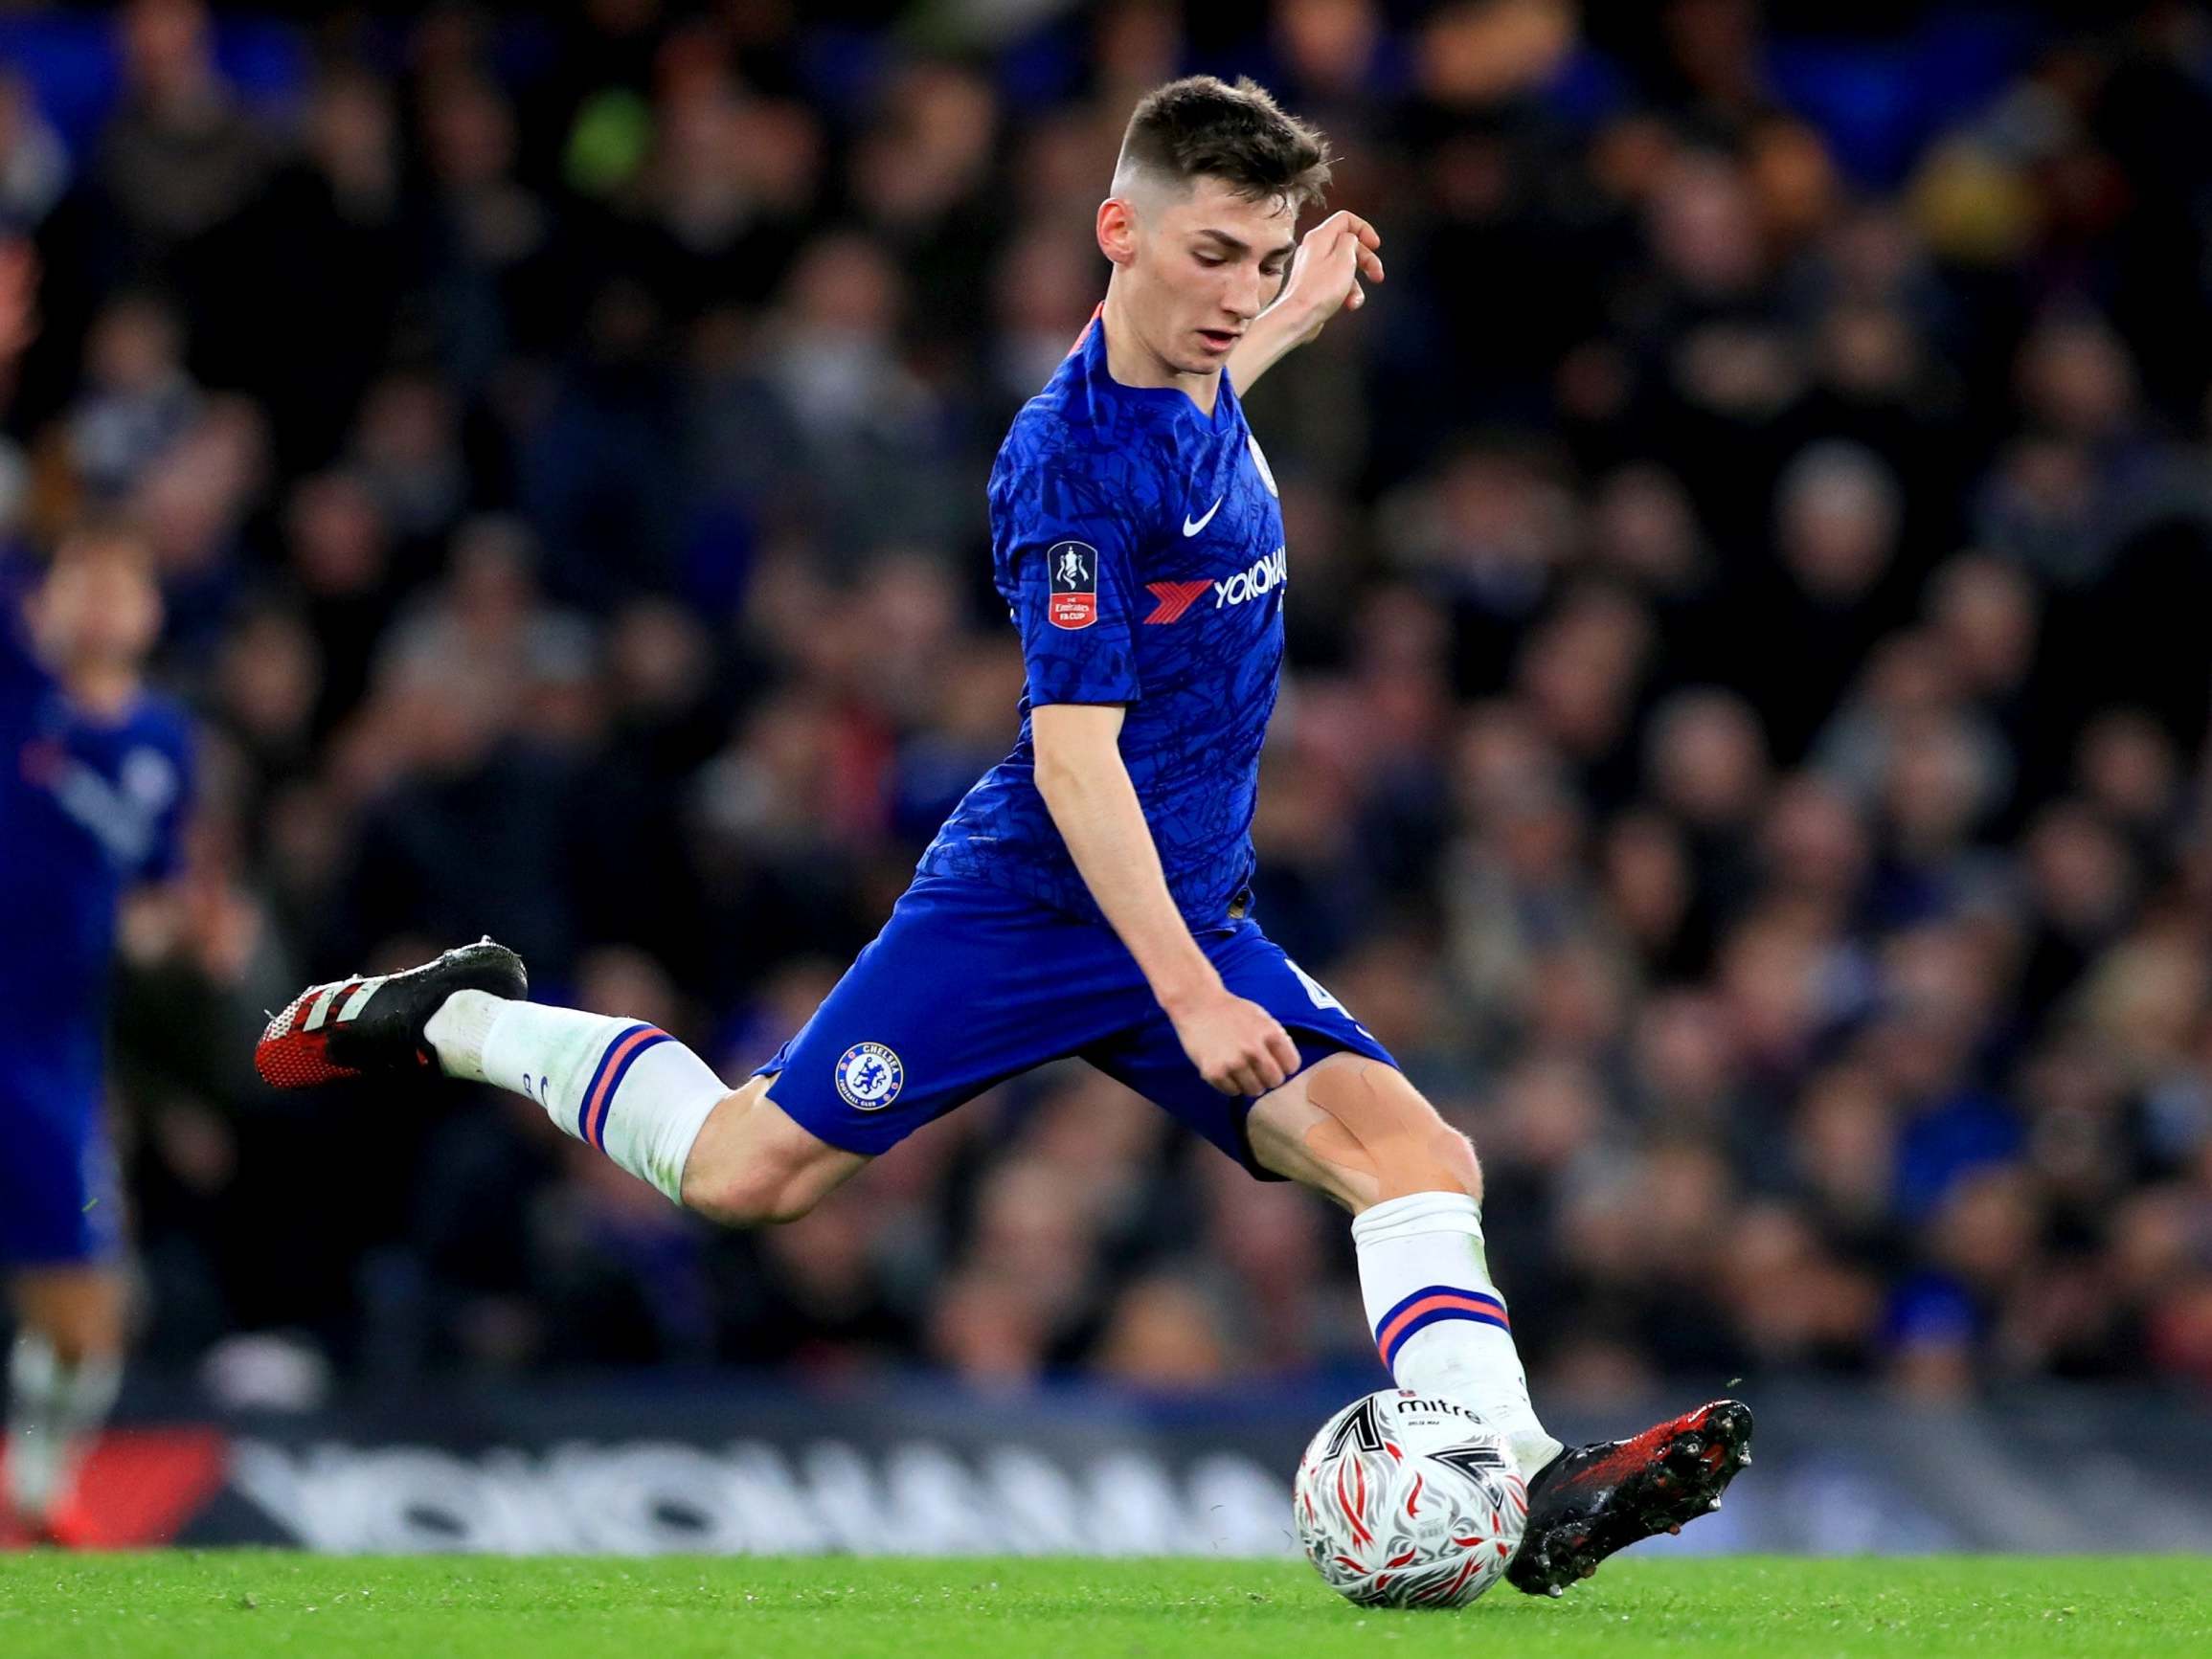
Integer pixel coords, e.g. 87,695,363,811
1228,210,1384,397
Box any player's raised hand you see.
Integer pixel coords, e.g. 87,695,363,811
1274,210,1385,346
1167,983,1304,1097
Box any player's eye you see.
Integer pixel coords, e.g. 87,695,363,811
1194,252,1226,267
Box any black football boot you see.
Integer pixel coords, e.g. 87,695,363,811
256,938,527,1088
1507,1398,1753,1597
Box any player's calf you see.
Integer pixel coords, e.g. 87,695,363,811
257,941,858,1227
419,985,734,1203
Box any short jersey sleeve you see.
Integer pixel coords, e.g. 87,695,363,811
994,455,1148,707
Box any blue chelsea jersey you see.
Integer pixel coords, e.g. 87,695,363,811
0,593,192,1091
919,309,1288,926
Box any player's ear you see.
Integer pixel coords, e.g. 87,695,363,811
1097,196,1139,268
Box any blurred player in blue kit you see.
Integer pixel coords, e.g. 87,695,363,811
2,527,192,1541
260,77,1748,1592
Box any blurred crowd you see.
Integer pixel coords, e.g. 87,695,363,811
7,0,2212,1409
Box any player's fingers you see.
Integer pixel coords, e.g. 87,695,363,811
1342,213,1381,251
1231,1060,1269,1097
1345,279,1365,311
1358,245,1385,284
1300,221,1353,273
1252,1045,1288,1093
1310,208,1355,244
1206,1061,1242,1096
1266,1027,1302,1080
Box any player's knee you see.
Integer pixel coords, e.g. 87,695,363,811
1356,1114,1480,1202
1303,1057,1482,1203
12,1270,126,1363
684,1158,824,1228
677,1080,848,1228
680,1139,827,1227
44,1328,119,1369
1425,1125,1482,1203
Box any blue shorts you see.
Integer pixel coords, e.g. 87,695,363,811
0,1081,121,1267
756,874,1396,1176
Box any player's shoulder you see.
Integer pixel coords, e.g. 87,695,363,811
996,382,1090,475
1000,347,1152,454
991,369,1178,526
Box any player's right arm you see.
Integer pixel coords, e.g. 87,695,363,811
1001,454,1299,1097
1032,703,1300,1097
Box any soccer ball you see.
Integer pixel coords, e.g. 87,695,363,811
1293,1389,1528,1609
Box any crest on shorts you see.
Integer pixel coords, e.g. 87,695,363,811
1047,540,1097,629
834,1042,905,1110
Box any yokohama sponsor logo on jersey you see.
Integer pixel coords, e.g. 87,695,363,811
1214,546,1287,609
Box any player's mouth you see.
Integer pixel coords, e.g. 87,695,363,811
1196,327,1240,354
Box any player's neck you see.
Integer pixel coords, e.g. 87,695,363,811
1099,286,1221,416
62,660,141,720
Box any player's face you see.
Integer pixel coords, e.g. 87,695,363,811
1127,176,1298,375
32,549,162,668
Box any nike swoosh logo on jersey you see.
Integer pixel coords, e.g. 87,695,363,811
1183,497,1224,537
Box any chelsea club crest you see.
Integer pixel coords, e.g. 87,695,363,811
1247,432,1278,497
834,1042,905,1110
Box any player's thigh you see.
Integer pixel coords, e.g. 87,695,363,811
0,1095,120,1282
747,875,1146,1173
1086,922,1404,1186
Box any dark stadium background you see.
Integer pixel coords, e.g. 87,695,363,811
6,0,2212,1552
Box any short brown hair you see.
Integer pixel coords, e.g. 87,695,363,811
1114,76,1332,212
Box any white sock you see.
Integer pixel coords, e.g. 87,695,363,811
425,991,728,1204
7,1334,122,1523
1353,1190,1563,1477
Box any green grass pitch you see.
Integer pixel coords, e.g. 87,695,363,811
3,1555,2208,1657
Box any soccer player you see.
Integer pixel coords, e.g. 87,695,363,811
2,527,193,1543
258,77,1749,1592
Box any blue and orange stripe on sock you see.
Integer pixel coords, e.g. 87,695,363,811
576,1024,673,1151
1373,1284,1511,1373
